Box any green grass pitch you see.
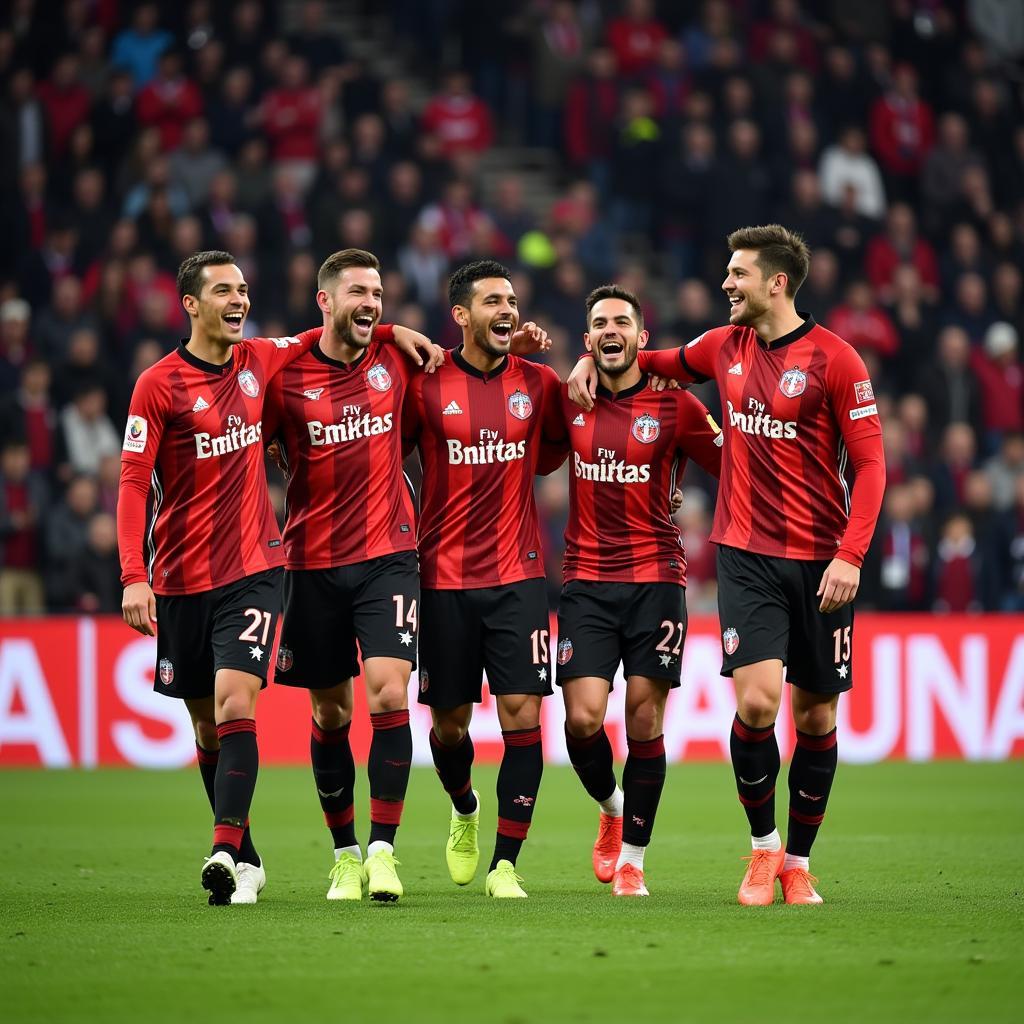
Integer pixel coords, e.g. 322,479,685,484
1,762,1020,1023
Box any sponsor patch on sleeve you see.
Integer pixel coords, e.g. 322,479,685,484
272,336,300,348
853,380,875,404
849,404,878,420
123,416,148,452
686,332,706,348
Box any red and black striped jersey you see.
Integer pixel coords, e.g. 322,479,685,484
117,331,320,595
557,377,722,584
402,347,564,590
263,338,416,570
640,315,884,564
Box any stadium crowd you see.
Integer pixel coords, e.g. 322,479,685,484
0,0,1022,616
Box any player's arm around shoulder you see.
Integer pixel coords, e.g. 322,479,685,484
536,368,571,475
674,388,724,479
389,323,446,372
248,326,325,378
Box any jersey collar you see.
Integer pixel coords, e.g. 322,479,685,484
596,373,648,402
453,344,508,380
177,339,234,374
756,312,815,350
312,342,369,372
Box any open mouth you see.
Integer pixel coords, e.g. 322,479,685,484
728,295,744,313
352,313,376,334
223,311,244,330
600,339,624,357
490,319,513,342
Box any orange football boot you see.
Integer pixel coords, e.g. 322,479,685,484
611,863,649,896
737,848,785,905
592,813,622,883
779,867,823,905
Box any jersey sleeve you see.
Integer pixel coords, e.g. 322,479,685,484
827,345,885,566
637,328,725,383
117,369,168,586
249,326,324,379
261,372,283,442
675,390,723,479
537,371,570,475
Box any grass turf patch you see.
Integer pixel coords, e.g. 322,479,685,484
1,763,1020,1023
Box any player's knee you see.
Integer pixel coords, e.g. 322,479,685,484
564,706,603,738
432,717,468,746
792,702,837,735
368,677,409,714
625,701,662,741
312,699,351,731
736,688,780,728
193,719,219,750
219,688,257,723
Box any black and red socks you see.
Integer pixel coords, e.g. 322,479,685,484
564,724,617,804
429,728,477,815
368,709,412,848
730,714,781,838
491,726,543,871
311,718,357,849
210,718,259,859
787,727,838,857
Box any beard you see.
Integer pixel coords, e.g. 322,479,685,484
333,308,377,348
470,318,512,359
729,289,771,326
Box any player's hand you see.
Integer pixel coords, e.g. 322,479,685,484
122,581,157,637
266,439,287,475
510,321,551,355
567,355,598,411
670,488,684,514
647,374,681,393
393,325,446,372
817,557,860,613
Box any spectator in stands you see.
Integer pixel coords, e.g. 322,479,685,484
658,120,717,280
869,63,935,202
971,323,1023,447
90,69,136,180
60,382,120,478
826,280,899,363
0,298,32,395
871,482,930,611
886,265,936,389
0,439,48,615
530,0,589,148
922,112,982,232
819,124,886,220
918,325,983,441
606,0,668,80
564,47,620,186
137,50,203,152
257,54,321,192
37,53,92,159
984,433,1024,513
420,71,494,159
33,276,98,364
865,202,940,304
0,359,56,475
45,472,98,610
931,422,978,516
931,513,983,612
69,511,122,614
110,2,172,89
167,117,227,208
941,271,994,344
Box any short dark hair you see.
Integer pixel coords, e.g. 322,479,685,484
585,284,644,330
176,250,236,299
318,248,381,290
448,259,512,308
726,224,810,297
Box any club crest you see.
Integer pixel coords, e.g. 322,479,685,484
632,413,661,444
237,369,260,398
158,658,174,685
779,367,806,399
853,379,874,404
508,389,533,420
722,627,739,656
276,646,293,673
366,363,392,392
557,638,574,666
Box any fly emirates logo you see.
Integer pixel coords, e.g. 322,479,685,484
194,416,262,459
574,448,650,483
447,429,526,465
307,405,393,446
727,398,798,439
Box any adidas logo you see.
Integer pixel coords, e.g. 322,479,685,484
728,363,743,376
303,388,325,401
442,400,463,416
192,396,209,413
572,413,586,426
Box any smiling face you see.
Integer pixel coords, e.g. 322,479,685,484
457,277,519,359
585,297,647,377
722,249,775,326
321,265,382,350
185,263,249,344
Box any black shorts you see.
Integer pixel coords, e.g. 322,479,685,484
275,551,418,689
556,580,686,688
154,568,284,700
716,545,854,694
417,578,552,708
